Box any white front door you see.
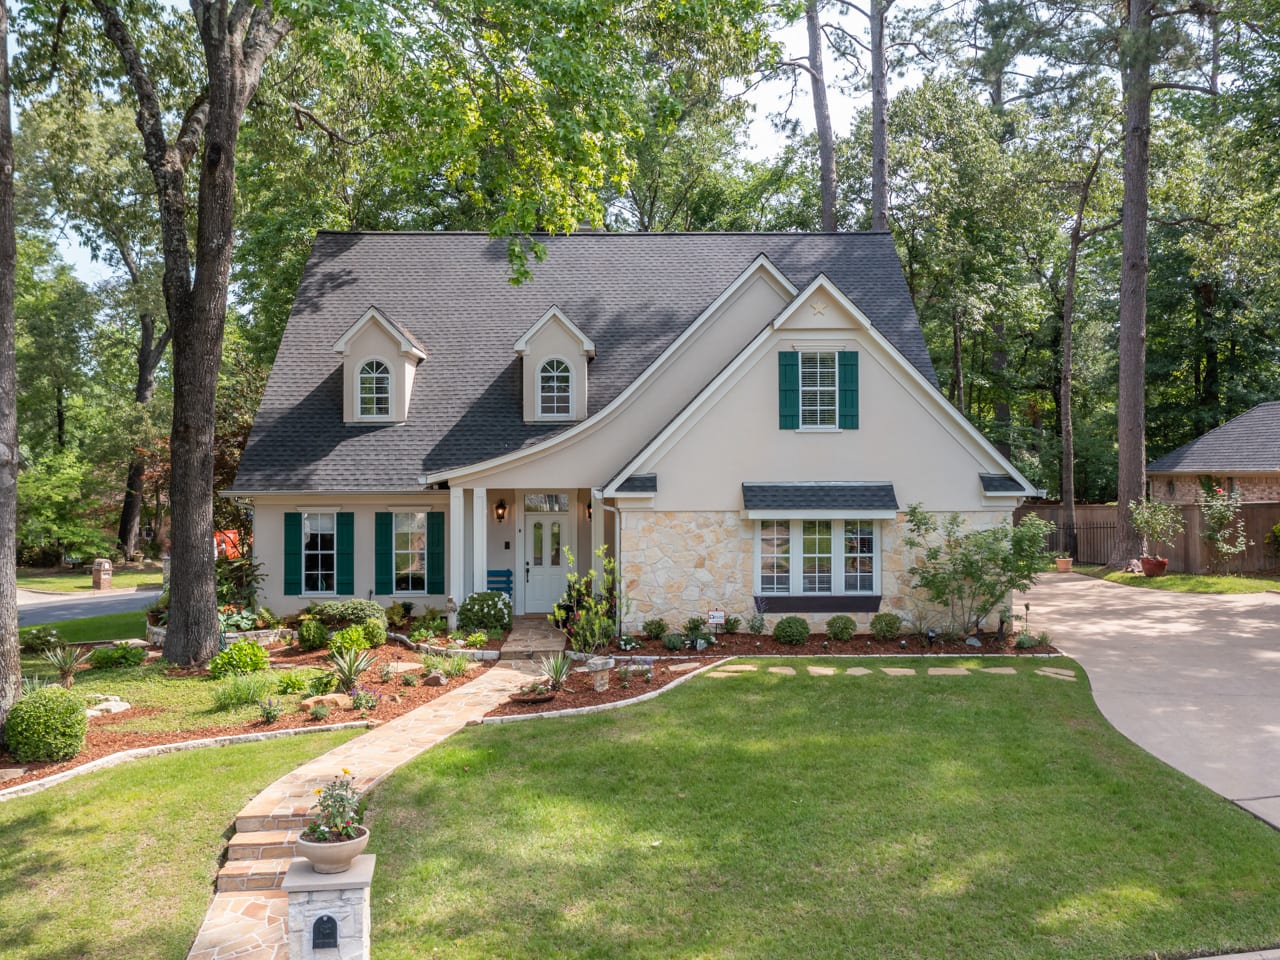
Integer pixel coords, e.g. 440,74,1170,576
523,493,573,613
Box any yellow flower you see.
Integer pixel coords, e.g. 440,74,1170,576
342,768,351,776
314,788,323,794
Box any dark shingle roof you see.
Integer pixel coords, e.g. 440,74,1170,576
233,232,935,492
741,482,899,512
616,474,657,493
980,473,1025,493
1148,402,1280,473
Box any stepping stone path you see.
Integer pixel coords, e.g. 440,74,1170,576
186,665,526,960
386,662,422,674
719,664,758,673
707,671,740,678
768,666,796,676
882,668,916,676
806,666,837,676
928,667,968,676
667,661,703,673
846,667,873,676
982,667,1018,675
1036,667,1078,681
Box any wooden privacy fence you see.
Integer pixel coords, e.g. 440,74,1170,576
1014,502,1280,575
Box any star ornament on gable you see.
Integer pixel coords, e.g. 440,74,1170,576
810,299,829,316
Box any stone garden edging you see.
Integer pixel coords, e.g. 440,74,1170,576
0,721,371,803
146,624,294,648
481,658,728,725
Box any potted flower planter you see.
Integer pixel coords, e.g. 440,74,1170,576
1055,556,1073,573
1140,556,1169,577
296,825,370,874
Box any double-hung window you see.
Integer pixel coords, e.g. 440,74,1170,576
359,360,391,417
393,512,427,593
302,512,336,593
756,519,879,596
799,351,837,428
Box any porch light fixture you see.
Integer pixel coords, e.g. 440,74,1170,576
494,499,508,523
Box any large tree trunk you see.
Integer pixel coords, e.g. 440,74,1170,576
1109,0,1152,568
869,0,890,231
0,0,21,736
805,0,837,230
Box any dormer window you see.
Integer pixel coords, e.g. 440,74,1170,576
539,359,572,417
359,360,391,418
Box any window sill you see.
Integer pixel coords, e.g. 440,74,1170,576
752,594,881,614
794,427,842,434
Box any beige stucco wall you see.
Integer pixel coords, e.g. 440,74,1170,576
451,267,794,490
339,322,417,423
251,494,450,617
519,319,589,422
636,288,1013,513
1151,472,1280,505
618,508,1013,633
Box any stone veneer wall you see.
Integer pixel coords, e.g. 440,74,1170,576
618,509,1010,633
1152,473,1280,506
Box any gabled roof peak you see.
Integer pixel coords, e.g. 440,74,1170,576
332,306,427,360
513,306,596,358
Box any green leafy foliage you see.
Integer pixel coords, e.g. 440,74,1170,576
1128,499,1185,557
87,645,146,670
747,612,766,635
662,633,684,651
328,648,375,693
459,591,513,633
276,671,310,695
328,626,370,657
211,673,279,711
539,652,573,691
20,626,62,655
902,505,1054,638
207,640,270,680
42,644,92,688
4,686,88,762
258,698,284,723
361,617,387,648
296,618,328,651
550,548,623,653
307,673,339,697
826,615,856,642
1199,486,1252,573
722,615,741,635
773,616,809,646
312,600,386,626
870,613,903,642
642,618,668,642
215,555,265,608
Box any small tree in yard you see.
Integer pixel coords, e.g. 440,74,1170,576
1128,499,1184,560
1199,487,1251,574
901,505,1053,639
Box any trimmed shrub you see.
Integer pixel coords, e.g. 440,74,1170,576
88,645,146,670
5,685,87,762
773,616,809,645
722,615,742,635
208,640,270,680
457,591,513,633
361,617,388,648
642,618,667,642
312,599,386,626
296,617,328,651
746,612,766,635
385,601,415,628
329,626,370,656
683,617,708,638
826,615,856,642
870,612,903,642
662,633,684,651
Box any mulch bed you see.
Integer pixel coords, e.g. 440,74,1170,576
486,662,697,718
0,643,490,791
611,632,1059,658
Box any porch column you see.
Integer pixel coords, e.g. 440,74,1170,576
591,491,605,578
449,487,465,608
473,488,488,596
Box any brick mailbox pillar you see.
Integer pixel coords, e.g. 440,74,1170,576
282,855,374,960
91,559,112,590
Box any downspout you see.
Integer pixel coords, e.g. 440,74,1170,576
593,489,622,637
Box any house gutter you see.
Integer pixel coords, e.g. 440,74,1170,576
592,490,623,638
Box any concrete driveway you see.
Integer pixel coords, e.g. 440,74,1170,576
17,587,159,628
1020,572,1280,828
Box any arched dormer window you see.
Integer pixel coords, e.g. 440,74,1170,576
539,359,571,417
359,360,391,418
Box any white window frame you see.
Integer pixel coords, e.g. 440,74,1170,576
358,358,392,419
758,518,790,594
393,511,428,595
538,357,572,419
798,351,837,430
753,519,880,596
301,511,337,595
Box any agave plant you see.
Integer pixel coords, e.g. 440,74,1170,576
327,648,375,693
42,644,92,689
538,651,573,691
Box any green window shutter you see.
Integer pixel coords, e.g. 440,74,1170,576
426,512,445,594
778,351,799,429
375,512,394,596
336,512,355,595
838,351,859,429
283,512,301,597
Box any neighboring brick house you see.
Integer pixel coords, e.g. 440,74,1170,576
1149,402,1280,505
229,231,1036,630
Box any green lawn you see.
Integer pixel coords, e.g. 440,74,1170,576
368,657,1280,960
18,566,163,593
1075,564,1280,593
0,728,359,960
20,611,148,646
18,653,323,733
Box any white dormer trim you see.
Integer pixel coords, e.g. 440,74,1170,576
333,306,427,361
514,307,596,358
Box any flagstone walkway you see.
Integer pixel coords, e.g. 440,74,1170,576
185,665,526,960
